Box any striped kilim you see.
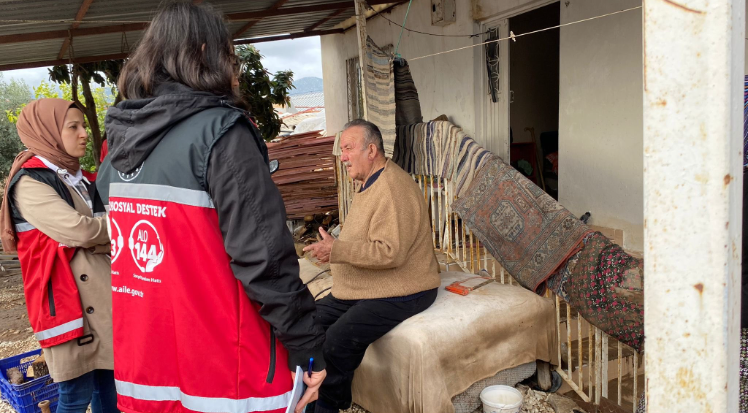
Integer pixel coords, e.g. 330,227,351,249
394,120,494,197
743,328,748,413
364,36,396,157
394,59,423,126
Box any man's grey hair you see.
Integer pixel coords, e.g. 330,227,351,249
343,119,385,155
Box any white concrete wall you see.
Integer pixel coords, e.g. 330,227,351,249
321,0,480,137
472,0,557,21
557,0,644,251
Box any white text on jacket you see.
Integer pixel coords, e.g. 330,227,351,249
110,201,166,218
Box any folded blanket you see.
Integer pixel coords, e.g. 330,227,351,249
352,271,556,413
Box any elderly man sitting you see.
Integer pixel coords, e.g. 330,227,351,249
304,119,441,413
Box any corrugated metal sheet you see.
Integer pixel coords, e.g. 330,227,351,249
82,0,153,22
0,0,398,70
245,11,340,37
0,38,64,64
284,0,345,7
317,9,357,30
83,0,278,23
68,31,144,57
212,0,279,15
291,92,325,109
0,0,79,36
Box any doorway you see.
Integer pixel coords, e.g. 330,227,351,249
508,2,560,199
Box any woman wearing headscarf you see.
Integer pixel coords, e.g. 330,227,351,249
0,99,116,413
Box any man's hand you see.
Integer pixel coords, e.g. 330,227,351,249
302,227,334,263
291,369,327,413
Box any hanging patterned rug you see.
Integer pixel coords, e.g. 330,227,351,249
453,157,591,291
565,232,644,352
741,328,748,413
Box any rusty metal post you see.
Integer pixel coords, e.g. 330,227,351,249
643,0,744,411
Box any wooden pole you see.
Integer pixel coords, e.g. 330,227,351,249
354,0,369,120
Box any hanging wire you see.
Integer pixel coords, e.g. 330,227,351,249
120,31,130,54
67,30,75,65
366,4,487,38
393,0,413,59
409,5,643,61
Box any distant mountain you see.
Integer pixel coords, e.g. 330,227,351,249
290,77,324,95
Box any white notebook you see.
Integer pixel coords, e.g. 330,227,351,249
285,365,306,413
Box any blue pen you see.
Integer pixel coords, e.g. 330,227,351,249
307,358,314,378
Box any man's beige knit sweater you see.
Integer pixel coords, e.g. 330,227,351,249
330,159,441,300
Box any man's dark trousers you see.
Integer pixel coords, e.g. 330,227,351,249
315,289,437,409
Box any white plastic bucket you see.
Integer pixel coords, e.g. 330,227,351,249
479,385,523,413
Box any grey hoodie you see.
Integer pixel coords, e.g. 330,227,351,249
106,82,268,174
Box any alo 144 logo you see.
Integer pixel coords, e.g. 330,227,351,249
128,220,164,273
108,217,124,264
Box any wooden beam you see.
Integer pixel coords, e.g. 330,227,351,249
57,0,96,60
0,52,128,72
341,1,405,32
233,29,343,45
0,23,147,45
354,0,368,120
233,0,290,38
305,9,346,32
233,20,261,38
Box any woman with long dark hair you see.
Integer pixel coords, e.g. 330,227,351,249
96,3,326,413
1,99,116,413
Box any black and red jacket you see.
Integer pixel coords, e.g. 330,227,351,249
7,156,104,347
96,82,325,413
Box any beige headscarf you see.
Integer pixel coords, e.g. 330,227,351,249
1,98,80,251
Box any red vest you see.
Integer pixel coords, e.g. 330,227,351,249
10,157,85,347
97,108,292,413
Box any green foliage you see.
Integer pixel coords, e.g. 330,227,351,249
62,81,113,172
6,80,60,124
0,74,32,180
48,61,122,87
49,61,123,170
235,45,295,141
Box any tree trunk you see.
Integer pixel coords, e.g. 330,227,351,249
99,92,122,162
80,79,102,168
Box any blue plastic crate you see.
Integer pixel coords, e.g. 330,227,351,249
0,349,58,413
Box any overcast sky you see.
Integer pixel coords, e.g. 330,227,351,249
2,36,323,89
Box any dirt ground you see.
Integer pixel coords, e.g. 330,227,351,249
0,272,39,413
0,272,38,360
